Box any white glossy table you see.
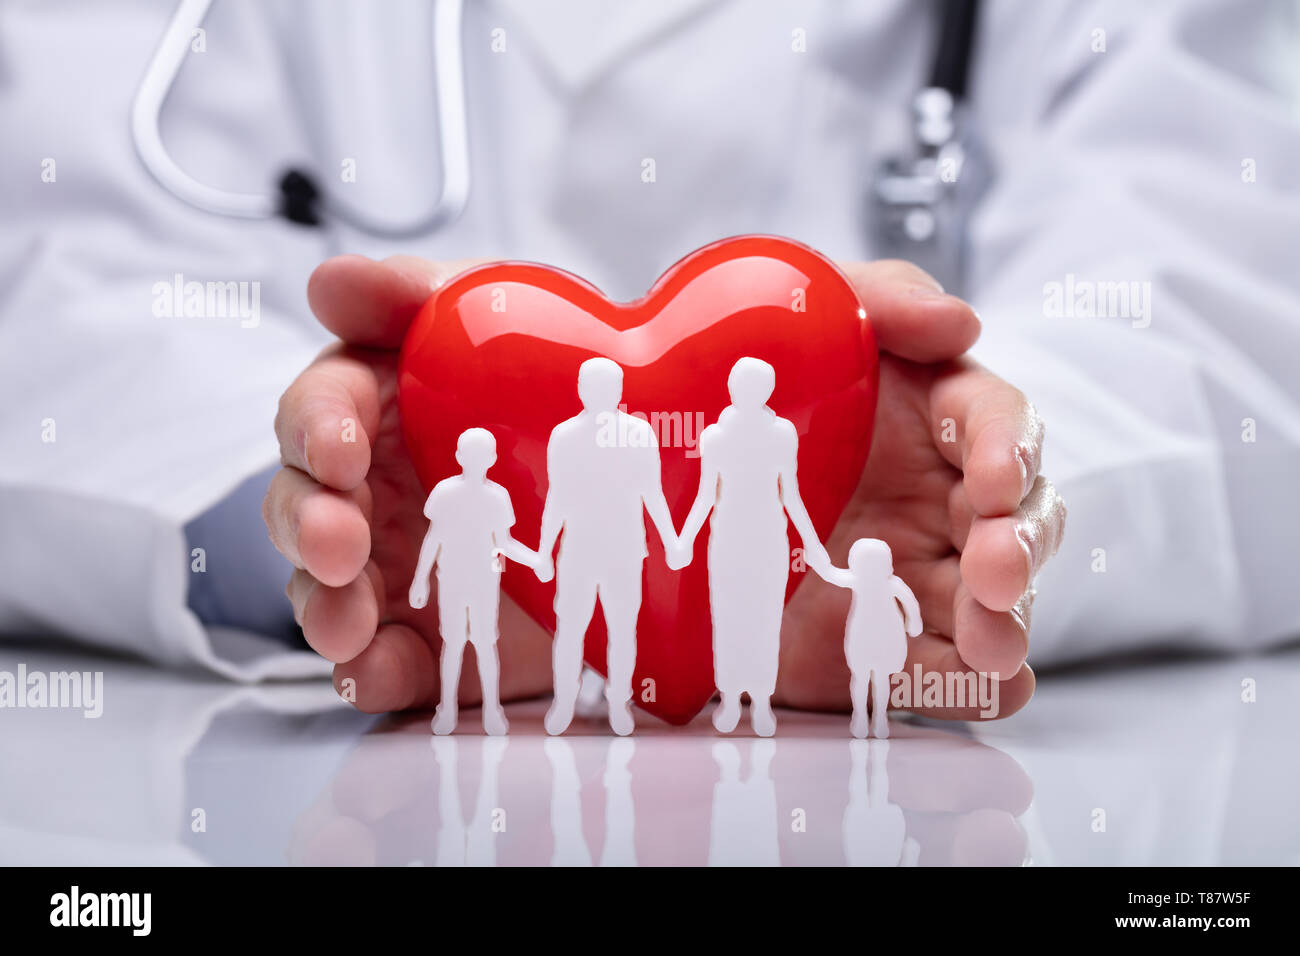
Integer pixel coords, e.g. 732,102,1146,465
1,642,1296,866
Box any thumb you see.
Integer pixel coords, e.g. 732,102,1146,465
837,259,981,363
307,255,490,348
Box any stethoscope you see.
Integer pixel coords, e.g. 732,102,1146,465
871,0,984,293
133,0,981,280
132,0,470,238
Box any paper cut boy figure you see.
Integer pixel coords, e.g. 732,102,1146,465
409,428,543,736
817,538,923,739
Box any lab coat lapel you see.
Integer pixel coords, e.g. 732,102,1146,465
501,0,717,90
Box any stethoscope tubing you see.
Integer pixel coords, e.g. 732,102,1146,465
133,0,974,239
132,0,471,236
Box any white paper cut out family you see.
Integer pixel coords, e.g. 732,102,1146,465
408,356,922,739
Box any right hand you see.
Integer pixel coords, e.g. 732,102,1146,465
535,553,555,583
408,577,430,610
776,259,1062,721
262,255,556,713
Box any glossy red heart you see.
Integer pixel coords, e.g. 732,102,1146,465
398,235,877,724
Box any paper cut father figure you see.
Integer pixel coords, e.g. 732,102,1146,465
409,428,542,736
819,538,923,739
535,358,684,737
678,357,831,738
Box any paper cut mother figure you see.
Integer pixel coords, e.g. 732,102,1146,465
678,357,831,737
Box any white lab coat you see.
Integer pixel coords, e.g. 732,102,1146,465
1,0,1297,681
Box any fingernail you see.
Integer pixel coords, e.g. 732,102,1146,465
1014,524,1035,575
1009,586,1036,638
295,579,317,627
908,285,947,301
287,577,309,626
1014,443,1034,498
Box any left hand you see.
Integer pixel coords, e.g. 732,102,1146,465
776,260,1066,721
263,255,557,714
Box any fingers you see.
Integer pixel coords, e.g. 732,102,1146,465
306,254,488,349
901,632,1037,720
897,554,960,638
931,361,1045,516
263,467,371,587
947,478,1063,673
960,477,1066,612
930,365,1061,674
267,348,382,662
952,582,1032,677
274,349,382,492
333,623,439,714
838,259,981,363
287,562,383,663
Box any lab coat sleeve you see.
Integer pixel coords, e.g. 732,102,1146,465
0,269,332,681
965,0,1300,665
0,0,332,680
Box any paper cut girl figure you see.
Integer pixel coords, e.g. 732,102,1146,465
535,358,682,737
409,428,543,736
678,357,830,738
818,539,923,739
843,739,920,866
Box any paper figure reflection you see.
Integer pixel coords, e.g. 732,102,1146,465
287,714,1030,866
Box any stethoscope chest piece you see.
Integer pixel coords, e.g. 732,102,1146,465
870,86,990,295
869,0,987,295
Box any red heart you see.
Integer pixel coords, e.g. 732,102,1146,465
398,235,877,724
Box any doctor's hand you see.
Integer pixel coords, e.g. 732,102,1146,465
263,255,556,713
775,260,1066,721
